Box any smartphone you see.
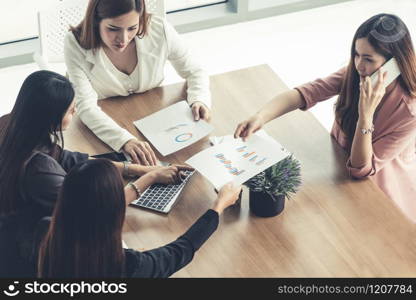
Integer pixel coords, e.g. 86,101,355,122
370,57,401,87
91,151,129,162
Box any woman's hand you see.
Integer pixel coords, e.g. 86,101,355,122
122,139,158,166
213,182,242,214
148,164,194,185
234,114,265,141
358,70,387,121
191,102,211,121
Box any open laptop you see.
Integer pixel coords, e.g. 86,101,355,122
130,170,195,213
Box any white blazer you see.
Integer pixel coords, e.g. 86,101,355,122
64,16,211,151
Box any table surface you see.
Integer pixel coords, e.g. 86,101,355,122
63,64,416,277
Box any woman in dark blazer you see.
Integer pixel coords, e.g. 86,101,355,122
0,70,188,276
37,159,241,278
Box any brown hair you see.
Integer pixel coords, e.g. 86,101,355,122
38,159,126,278
335,13,416,150
71,0,151,50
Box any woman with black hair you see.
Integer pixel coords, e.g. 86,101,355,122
0,70,189,276
36,159,241,278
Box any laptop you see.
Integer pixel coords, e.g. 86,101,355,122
130,170,195,213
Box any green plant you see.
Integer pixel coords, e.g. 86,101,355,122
244,155,301,199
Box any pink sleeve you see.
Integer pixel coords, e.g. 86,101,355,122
295,67,346,110
346,114,416,178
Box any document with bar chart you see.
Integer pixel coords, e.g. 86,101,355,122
133,101,214,156
186,132,290,189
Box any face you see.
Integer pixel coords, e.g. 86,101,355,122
61,100,76,131
99,10,140,53
354,38,387,79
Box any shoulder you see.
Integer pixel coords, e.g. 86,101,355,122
148,15,166,33
396,83,416,119
26,152,63,175
64,32,87,57
146,15,170,41
401,95,416,118
138,15,170,53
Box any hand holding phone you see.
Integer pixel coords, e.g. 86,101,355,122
370,57,401,87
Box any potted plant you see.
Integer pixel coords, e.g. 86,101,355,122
244,155,301,217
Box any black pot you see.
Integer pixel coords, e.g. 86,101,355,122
249,190,285,217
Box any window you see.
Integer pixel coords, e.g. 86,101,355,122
167,1,226,12
0,0,227,44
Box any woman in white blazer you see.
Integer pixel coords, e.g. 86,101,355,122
64,0,211,165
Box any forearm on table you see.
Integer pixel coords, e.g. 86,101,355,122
76,101,134,151
350,117,374,168
112,161,156,177
124,173,155,205
257,89,305,123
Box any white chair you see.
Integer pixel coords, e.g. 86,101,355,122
33,0,166,71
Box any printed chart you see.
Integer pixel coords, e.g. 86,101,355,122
134,101,214,156
186,132,290,189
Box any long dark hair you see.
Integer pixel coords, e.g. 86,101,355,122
71,0,150,50
0,71,74,216
38,159,126,278
335,13,416,150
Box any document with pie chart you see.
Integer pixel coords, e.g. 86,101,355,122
133,101,214,156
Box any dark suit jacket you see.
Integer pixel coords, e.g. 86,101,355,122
0,149,88,277
35,210,219,278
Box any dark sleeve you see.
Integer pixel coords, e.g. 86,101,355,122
59,149,89,173
23,154,67,215
126,209,219,278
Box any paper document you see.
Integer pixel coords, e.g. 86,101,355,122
134,101,214,156
187,132,290,189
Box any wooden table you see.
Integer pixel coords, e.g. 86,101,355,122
64,65,416,277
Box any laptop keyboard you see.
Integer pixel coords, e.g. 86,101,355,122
130,170,195,213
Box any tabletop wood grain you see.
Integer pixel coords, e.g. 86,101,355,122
63,65,416,277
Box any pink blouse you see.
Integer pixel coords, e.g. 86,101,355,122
295,68,416,222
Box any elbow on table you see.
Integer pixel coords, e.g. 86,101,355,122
346,160,375,179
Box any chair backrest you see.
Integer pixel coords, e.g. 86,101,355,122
36,0,165,68
37,0,89,65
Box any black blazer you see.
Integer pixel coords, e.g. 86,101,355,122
0,149,88,277
35,210,219,278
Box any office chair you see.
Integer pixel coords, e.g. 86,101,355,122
33,0,166,71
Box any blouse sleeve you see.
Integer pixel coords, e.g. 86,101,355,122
64,33,136,151
163,19,211,108
346,112,416,178
127,209,219,278
295,67,346,110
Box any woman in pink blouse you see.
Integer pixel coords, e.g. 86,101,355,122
234,14,416,222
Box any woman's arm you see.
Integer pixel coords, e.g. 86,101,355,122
350,72,386,169
234,68,345,140
349,117,374,169
123,165,195,205
163,19,211,109
111,161,158,177
234,89,305,140
64,33,136,152
126,183,241,278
